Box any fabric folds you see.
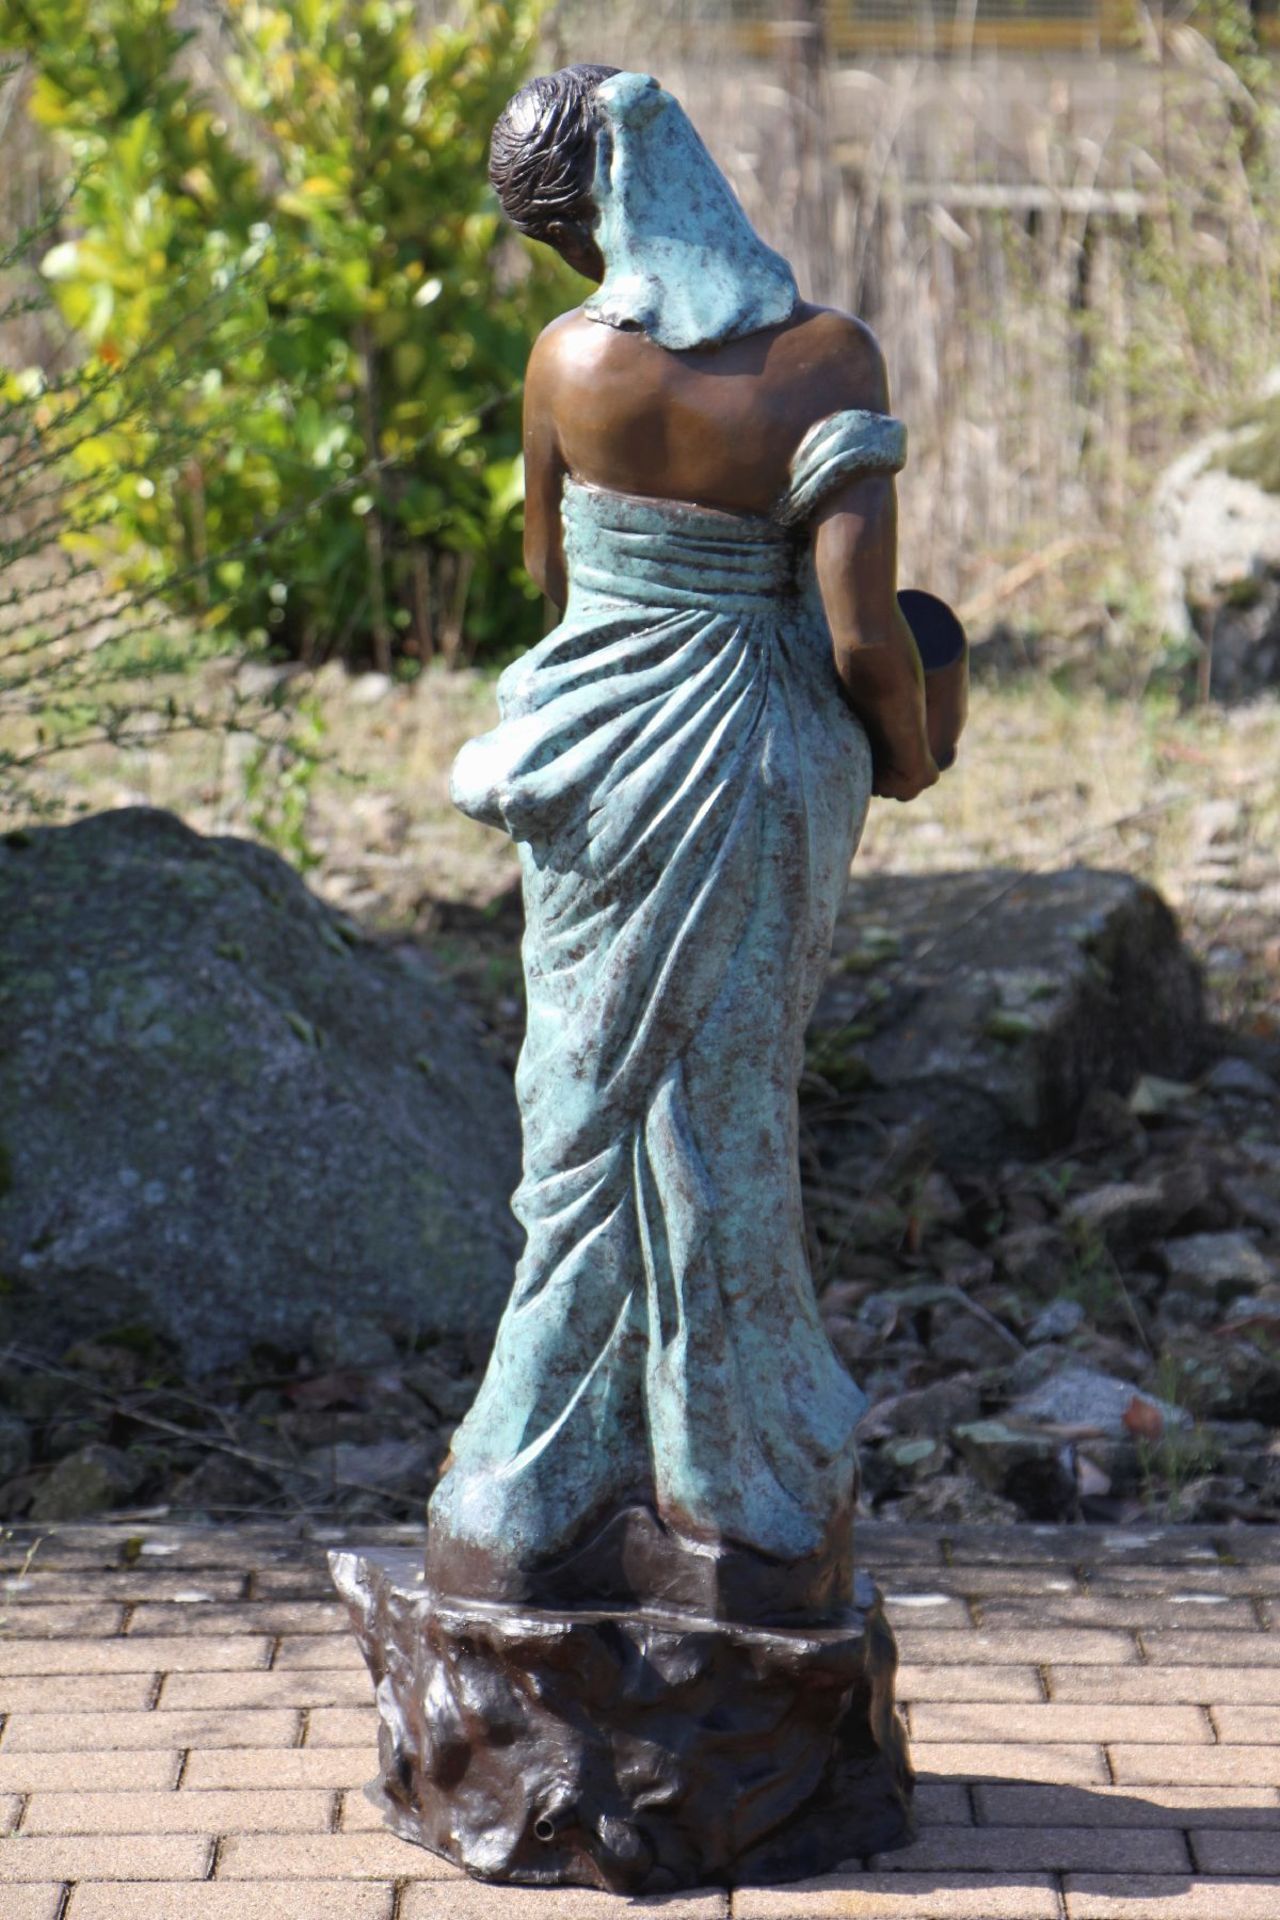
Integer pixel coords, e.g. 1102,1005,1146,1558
431,411,904,1577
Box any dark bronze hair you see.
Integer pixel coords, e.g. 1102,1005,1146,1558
488,64,620,243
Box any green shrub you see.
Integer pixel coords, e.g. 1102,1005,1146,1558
0,0,568,669
0,182,325,851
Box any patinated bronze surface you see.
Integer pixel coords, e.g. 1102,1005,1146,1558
333,1548,911,1893
333,61,966,1891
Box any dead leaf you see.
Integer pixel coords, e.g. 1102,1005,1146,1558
1122,1396,1165,1441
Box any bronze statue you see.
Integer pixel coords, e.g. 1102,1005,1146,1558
333,63,967,1894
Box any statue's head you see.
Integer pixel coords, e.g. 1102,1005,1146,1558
489,63,621,283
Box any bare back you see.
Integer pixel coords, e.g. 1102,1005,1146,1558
519,296,935,806
528,302,890,519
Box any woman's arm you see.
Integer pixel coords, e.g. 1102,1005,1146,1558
521,329,570,611
812,471,938,803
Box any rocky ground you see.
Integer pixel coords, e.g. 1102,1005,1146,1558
2,655,1279,1532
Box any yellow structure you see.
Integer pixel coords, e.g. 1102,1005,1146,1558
738,1,1278,57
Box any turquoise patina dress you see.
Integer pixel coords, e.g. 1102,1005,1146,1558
428,407,907,1597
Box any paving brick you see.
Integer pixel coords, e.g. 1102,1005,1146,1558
1,1536,125,1570
68,1883,394,1918
869,1825,1190,1873
101,1533,294,1571
1065,1876,1280,1918
910,1742,1109,1785
911,1702,1211,1745
216,1832,458,1879
731,1872,1061,1917
1141,1631,1280,1667
912,1782,974,1826
861,1524,947,1562
273,1634,367,1668
7,1570,245,1604
0,1673,158,1715
304,1707,380,1747
1109,1746,1280,1787
0,1890,65,1920
183,1747,371,1791
896,1664,1044,1703
401,1887,728,1917
0,1751,181,1793
0,1605,125,1638
24,1789,333,1835
891,1566,1087,1599
940,1527,1098,1565
1211,1704,1280,1744
1082,1530,1229,1566
1192,1829,1280,1875
0,1834,212,1880
128,1602,348,1636
0,1793,20,1835
1048,1665,1280,1704
978,1596,1260,1630
0,1635,271,1676
976,1783,1280,1827
1,1709,300,1752
881,1595,973,1627
158,1668,372,1711
1091,1564,1277,1593
896,1628,1138,1667
249,1570,344,1600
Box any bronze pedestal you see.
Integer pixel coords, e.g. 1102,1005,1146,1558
332,1545,913,1893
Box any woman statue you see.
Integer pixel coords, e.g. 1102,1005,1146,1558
333,65,934,1893
425,65,938,1618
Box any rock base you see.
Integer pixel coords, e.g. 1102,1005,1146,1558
329,1547,914,1893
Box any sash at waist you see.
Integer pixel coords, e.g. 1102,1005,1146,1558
562,479,795,610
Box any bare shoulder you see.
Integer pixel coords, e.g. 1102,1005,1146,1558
528,308,617,381
784,306,890,414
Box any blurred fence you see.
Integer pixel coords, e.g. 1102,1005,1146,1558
553,0,1279,609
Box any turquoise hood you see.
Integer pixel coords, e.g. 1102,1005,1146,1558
583,71,800,352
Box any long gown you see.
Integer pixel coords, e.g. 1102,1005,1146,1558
427,406,907,1610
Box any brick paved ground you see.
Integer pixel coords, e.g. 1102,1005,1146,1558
1,1522,1277,1918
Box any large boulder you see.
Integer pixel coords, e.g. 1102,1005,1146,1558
809,866,1205,1169
0,808,521,1370
1154,380,1280,701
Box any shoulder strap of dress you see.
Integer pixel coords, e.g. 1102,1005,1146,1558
777,407,907,529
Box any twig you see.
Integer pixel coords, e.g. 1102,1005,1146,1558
958,535,1090,629
1,1346,412,1506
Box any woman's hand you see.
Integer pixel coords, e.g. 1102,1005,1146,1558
873,736,939,802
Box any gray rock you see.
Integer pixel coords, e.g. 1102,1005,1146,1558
309,1314,400,1373
1162,1232,1276,1297
1203,1056,1279,1102
1009,1362,1190,1438
402,1357,478,1424
994,1225,1072,1294
1027,1298,1086,1345
29,1443,145,1521
859,1373,983,1441
810,868,1204,1168
1061,1181,1169,1249
865,1434,949,1495
1154,388,1280,701
0,809,521,1371
927,1300,1021,1370
951,1419,1076,1520
0,1413,31,1482
301,1437,436,1490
